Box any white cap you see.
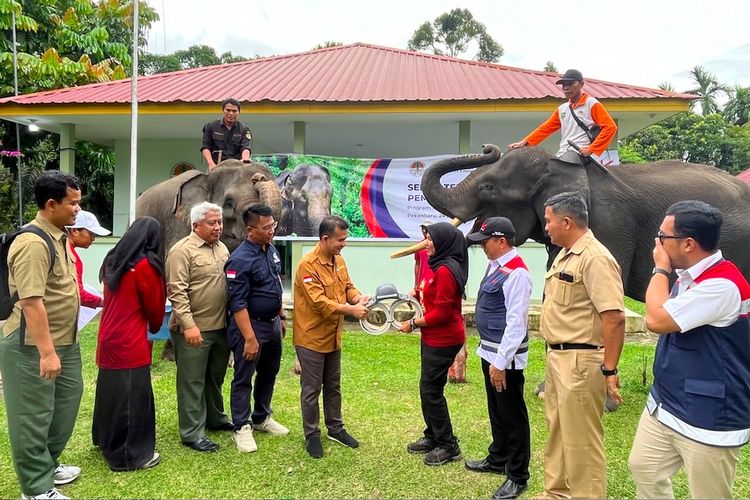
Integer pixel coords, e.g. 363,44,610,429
67,210,111,236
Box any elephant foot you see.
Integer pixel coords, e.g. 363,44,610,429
161,340,175,362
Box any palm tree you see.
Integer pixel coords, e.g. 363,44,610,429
724,85,750,126
686,65,730,115
658,81,675,92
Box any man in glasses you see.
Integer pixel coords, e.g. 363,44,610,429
224,204,289,453
629,200,750,499
465,217,533,500
539,191,625,499
200,97,252,171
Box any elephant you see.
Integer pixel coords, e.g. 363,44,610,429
136,159,282,260
420,144,750,302
275,164,333,237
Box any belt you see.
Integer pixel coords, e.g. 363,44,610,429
548,343,601,350
251,315,278,323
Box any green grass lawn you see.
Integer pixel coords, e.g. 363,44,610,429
1,325,748,499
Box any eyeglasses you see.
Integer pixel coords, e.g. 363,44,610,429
250,221,278,232
657,230,687,242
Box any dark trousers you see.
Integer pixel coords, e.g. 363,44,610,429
420,341,463,449
228,333,282,428
0,332,82,496
172,329,231,441
295,346,344,439
482,358,531,484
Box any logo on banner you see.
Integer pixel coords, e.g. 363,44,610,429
408,161,426,177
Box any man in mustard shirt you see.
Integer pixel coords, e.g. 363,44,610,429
166,201,232,453
293,215,369,459
539,192,625,499
0,171,82,500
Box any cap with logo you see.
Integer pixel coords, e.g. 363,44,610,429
66,210,111,236
467,216,516,243
555,69,584,85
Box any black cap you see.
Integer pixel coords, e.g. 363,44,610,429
555,69,583,84
467,216,516,243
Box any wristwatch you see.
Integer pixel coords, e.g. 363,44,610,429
600,365,618,377
652,267,671,277
409,318,420,331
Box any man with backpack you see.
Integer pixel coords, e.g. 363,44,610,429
507,69,617,162
0,170,83,500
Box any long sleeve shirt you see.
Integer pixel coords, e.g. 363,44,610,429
525,92,617,157
96,257,166,369
475,248,533,370
166,232,229,332
70,245,103,309
420,265,465,348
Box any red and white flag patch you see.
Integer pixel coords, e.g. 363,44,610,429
303,275,313,283
226,270,237,279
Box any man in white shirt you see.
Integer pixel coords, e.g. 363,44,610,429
464,217,533,500
629,200,750,498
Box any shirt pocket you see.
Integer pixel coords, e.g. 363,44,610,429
193,255,216,277
544,269,577,307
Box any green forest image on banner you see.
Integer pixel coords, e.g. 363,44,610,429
255,153,474,238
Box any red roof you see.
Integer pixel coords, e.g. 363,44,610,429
737,168,750,184
0,43,694,105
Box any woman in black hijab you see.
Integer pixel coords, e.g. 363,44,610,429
400,222,468,466
93,217,167,471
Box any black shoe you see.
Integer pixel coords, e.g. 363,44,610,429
492,478,528,500
206,422,235,432
423,445,462,466
465,457,506,474
406,437,436,454
327,429,359,448
182,437,219,452
306,436,324,459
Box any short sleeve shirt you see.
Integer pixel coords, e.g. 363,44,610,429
166,232,230,332
292,244,361,353
2,213,80,345
541,230,624,345
201,119,252,163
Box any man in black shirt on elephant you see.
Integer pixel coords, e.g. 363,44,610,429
201,98,252,171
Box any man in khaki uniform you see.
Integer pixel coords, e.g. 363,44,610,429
166,202,232,453
0,171,82,500
539,192,625,499
293,215,369,459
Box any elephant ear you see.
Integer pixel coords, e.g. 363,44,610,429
173,170,209,226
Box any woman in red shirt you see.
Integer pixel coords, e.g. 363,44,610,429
92,216,166,471
400,222,468,466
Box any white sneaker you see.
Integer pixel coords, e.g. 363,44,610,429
233,424,258,452
53,464,80,485
21,488,70,500
254,416,289,436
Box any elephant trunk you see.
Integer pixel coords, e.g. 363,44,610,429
306,199,330,235
256,180,283,223
420,144,502,221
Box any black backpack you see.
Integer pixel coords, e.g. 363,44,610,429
0,225,56,320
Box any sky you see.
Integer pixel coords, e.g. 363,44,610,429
145,0,750,92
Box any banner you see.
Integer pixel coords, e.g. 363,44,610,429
255,153,472,239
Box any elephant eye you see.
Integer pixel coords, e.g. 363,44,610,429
224,198,235,210
479,182,494,191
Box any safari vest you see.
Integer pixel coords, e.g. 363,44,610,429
649,260,750,446
475,255,529,357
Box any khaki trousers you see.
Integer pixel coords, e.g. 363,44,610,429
543,349,606,499
628,408,741,499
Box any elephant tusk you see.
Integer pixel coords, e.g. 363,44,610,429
389,218,463,259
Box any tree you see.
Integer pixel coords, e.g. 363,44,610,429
140,44,248,75
543,61,557,73
0,0,159,96
658,81,675,92
724,85,750,127
686,65,730,116
407,8,503,63
313,41,342,50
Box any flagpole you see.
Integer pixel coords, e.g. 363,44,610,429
128,0,140,225
11,11,23,226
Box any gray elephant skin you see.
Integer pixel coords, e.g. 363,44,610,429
275,164,332,237
420,144,750,301
136,159,282,258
